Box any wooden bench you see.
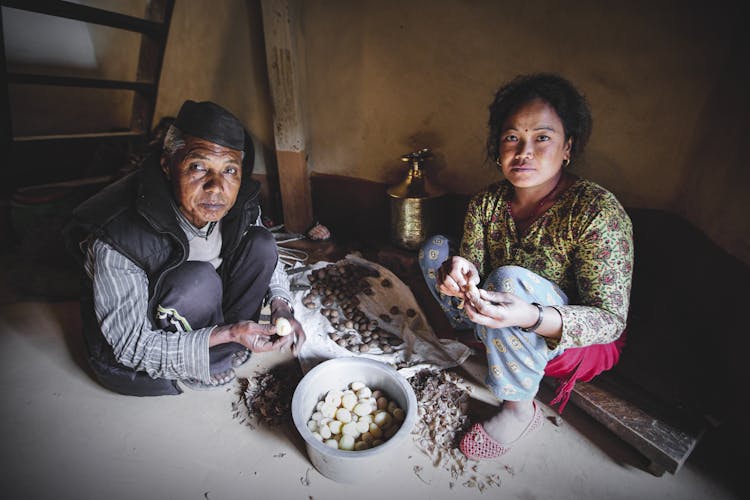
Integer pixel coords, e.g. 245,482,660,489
560,375,705,476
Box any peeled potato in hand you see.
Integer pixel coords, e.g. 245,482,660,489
275,317,293,336
463,282,481,307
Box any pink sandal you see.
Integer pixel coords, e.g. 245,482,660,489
459,401,543,460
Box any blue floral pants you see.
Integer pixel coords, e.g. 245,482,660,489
419,235,569,401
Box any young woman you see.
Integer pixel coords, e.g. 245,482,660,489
420,73,633,459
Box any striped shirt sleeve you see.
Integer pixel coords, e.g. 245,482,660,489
254,212,293,307
86,239,213,383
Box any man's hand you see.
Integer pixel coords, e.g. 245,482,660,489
437,256,480,298
270,298,307,356
209,321,286,353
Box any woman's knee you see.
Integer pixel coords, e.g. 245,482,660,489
418,234,452,269
485,265,566,304
486,265,529,284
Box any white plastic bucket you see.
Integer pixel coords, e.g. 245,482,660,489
291,357,418,483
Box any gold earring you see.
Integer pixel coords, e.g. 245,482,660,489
563,159,570,167
495,157,502,167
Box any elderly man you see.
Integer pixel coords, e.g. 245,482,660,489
65,100,305,396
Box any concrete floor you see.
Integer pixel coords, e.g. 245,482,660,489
0,299,742,500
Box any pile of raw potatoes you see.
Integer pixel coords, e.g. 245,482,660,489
307,381,406,451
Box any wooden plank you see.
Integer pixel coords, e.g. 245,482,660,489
567,379,704,475
14,175,114,192
276,150,313,233
7,73,154,93
130,0,174,132
261,0,313,233
13,130,144,142
0,6,11,163
0,0,165,37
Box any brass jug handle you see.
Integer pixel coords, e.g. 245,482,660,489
400,148,433,163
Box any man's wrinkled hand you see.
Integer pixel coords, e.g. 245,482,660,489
233,321,286,353
270,299,307,356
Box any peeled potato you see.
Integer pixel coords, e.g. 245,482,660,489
275,317,293,336
307,381,406,452
463,282,481,307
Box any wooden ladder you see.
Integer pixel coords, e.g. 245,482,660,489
0,0,175,190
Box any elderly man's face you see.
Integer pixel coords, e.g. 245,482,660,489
161,135,243,227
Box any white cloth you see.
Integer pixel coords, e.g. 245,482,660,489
293,255,472,377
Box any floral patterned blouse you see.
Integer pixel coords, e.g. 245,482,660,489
460,177,633,349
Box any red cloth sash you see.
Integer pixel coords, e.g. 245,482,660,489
543,330,627,413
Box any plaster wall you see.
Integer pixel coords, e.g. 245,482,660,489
300,0,748,262
676,27,750,265
154,0,275,174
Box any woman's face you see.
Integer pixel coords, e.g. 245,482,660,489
497,98,572,190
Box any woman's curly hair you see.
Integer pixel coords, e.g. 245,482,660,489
486,73,592,165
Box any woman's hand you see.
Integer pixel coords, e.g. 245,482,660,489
270,298,307,356
463,289,540,330
437,256,480,298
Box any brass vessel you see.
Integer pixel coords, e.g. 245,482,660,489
387,148,447,250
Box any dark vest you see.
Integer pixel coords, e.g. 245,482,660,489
64,154,261,395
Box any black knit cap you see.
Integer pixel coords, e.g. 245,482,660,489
174,100,245,151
